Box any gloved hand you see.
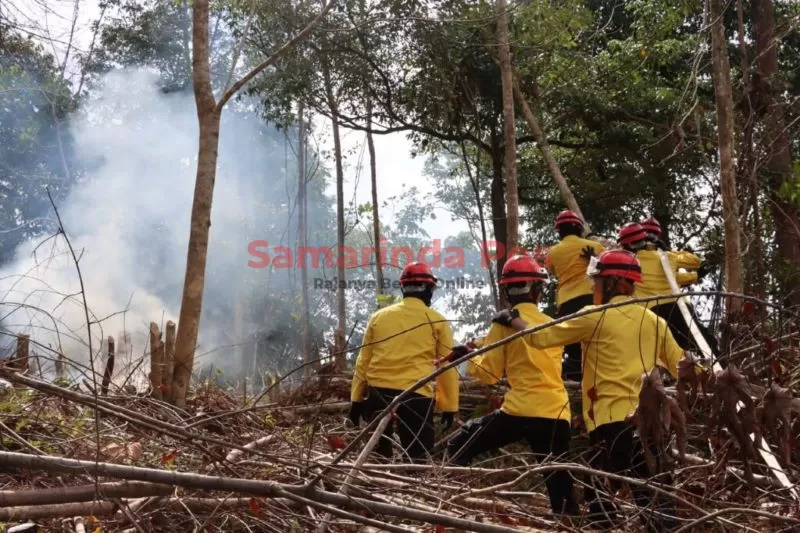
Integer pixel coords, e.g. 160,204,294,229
654,238,668,250
696,262,711,282
347,401,364,427
580,245,596,259
491,308,520,327
439,344,473,364
441,412,455,431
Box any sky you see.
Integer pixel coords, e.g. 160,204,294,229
13,0,469,245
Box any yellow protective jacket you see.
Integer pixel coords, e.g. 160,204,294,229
635,249,701,308
544,235,606,307
467,303,570,420
520,295,684,432
350,297,460,413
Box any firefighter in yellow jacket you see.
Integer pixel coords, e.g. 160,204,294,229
349,262,459,462
544,210,605,381
494,249,687,531
443,254,579,516
618,221,719,358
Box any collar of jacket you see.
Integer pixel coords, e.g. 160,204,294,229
512,301,539,313
401,296,429,309
607,294,633,305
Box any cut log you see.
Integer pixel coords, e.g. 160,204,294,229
14,334,30,374
149,323,164,401
164,321,176,403
101,336,115,396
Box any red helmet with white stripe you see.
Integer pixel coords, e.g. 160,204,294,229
399,262,438,286
586,250,642,283
500,254,548,285
617,222,648,249
554,210,584,229
640,217,662,238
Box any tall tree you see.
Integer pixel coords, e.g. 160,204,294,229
297,101,313,372
321,59,348,370
496,0,518,253
709,0,744,316
170,0,335,407
366,98,385,298
752,0,800,309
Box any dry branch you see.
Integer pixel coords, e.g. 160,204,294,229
0,450,523,533
0,481,172,507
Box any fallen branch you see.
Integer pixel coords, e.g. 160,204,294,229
0,450,522,533
0,481,172,507
318,413,392,533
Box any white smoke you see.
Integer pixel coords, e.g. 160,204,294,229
0,68,293,388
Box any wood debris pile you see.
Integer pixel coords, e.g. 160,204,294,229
0,351,797,533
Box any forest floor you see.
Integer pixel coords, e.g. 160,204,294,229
0,366,798,533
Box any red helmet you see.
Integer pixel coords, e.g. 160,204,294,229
617,222,648,248
399,262,438,286
587,249,642,283
500,254,548,285
640,217,662,238
554,210,584,229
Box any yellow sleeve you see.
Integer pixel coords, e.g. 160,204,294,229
657,325,684,377
592,241,606,255
672,250,701,270
435,320,459,413
351,316,375,402
466,324,507,385
524,314,598,349
677,270,698,287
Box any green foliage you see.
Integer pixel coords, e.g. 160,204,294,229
0,26,78,265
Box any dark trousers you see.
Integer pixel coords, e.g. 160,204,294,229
651,301,719,358
363,386,435,462
557,294,594,382
584,422,678,532
445,410,579,515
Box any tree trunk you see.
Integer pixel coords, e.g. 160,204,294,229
496,0,518,251
461,143,499,308
298,101,313,373
752,0,800,309
513,78,587,232
709,0,744,315
172,0,222,408
735,0,767,302
366,98,385,298
323,63,347,370
490,137,508,308
163,320,176,401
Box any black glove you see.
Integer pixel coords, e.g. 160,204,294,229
450,344,472,359
696,262,711,282
580,245,596,259
347,401,364,427
441,412,455,431
491,308,520,327
654,238,668,250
